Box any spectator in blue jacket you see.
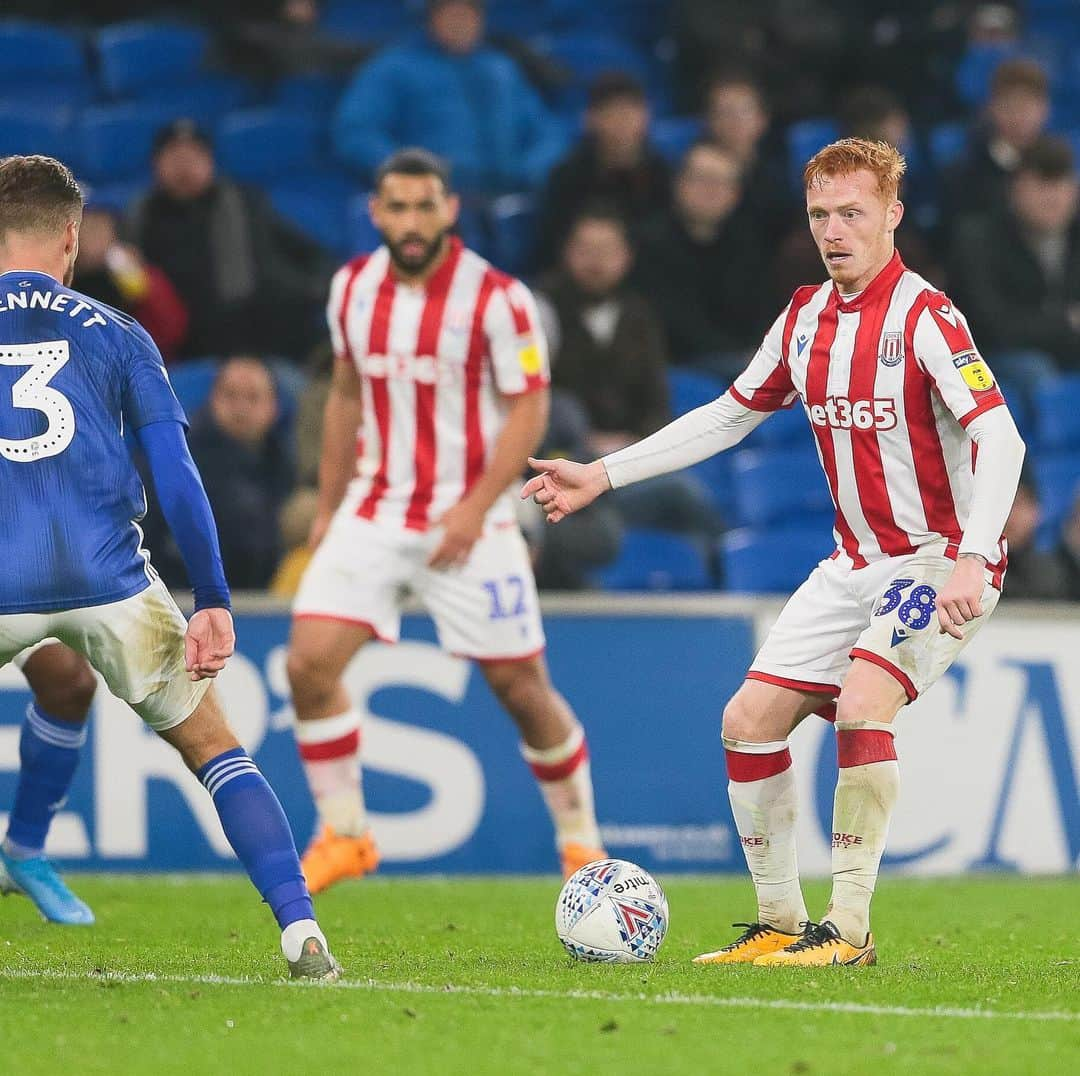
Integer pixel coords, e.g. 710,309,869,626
332,0,565,194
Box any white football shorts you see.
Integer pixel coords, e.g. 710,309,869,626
0,579,209,731
293,513,546,661
750,539,1001,702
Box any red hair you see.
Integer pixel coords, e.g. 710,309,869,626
804,138,906,201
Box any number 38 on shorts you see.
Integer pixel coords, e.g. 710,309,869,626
873,577,938,631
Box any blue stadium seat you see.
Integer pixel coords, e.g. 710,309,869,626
489,193,537,276
0,79,96,113
743,403,812,449
731,447,833,527
0,20,87,79
1033,451,1080,547
721,526,834,593
929,123,968,170
595,529,711,591
217,110,328,182
0,109,73,165
320,0,422,42
0,18,94,112
96,22,209,97
76,103,179,183
269,177,354,257
539,33,655,115
955,43,1017,108
346,192,382,254
786,118,840,191
651,116,702,164
1035,375,1080,450
125,75,259,125
664,370,731,514
273,73,346,115
563,0,669,47
486,3,558,38
167,358,219,421
667,368,725,416
83,179,148,213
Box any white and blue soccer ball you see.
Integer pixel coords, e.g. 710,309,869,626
556,859,669,963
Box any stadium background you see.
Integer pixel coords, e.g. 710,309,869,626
0,1,1076,878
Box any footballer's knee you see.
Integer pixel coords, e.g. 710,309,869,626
836,661,907,727
482,657,551,718
721,691,761,744
24,646,97,722
160,688,240,772
286,647,338,712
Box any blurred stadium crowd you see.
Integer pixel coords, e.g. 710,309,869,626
2,0,1080,597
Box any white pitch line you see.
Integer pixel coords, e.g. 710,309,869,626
0,968,1076,1023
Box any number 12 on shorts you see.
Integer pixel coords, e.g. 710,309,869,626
874,577,937,631
483,575,527,620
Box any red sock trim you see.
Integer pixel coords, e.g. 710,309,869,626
837,729,897,768
297,729,360,762
529,740,588,782
725,747,792,782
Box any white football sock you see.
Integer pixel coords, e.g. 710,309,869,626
521,724,602,849
294,709,367,837
825,724,900,944
725,738,808,934
280,918,327,962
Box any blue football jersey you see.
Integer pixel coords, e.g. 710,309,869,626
0,270,185,613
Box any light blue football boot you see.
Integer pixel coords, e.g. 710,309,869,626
0,846,94,925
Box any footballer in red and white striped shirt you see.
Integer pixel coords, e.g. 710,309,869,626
524,138,1026,967
287,149,605,890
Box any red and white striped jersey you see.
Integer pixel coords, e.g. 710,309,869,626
327,237,548,531
731,253,1008,577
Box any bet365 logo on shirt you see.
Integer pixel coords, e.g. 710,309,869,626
808,396,898,431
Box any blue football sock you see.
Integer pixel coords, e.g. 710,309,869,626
4,703,87,859
197,748,314,930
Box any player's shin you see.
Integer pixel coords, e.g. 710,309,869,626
3,704,87,859
293,709,367,837
724,739,808,934
824,723,900,944
196,748,315,931
522,722,603,852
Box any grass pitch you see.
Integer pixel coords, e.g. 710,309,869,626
0,874,1076,1074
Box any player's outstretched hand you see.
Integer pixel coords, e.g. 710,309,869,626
185,607,236,681
936,555,986,640
520,458,611,524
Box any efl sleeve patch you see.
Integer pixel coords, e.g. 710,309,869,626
952,351,995,392
518,339,542,376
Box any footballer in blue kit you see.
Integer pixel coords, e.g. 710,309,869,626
0,154,339,979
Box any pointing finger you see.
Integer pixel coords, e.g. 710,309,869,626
527,457,560,474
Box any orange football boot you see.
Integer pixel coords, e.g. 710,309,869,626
301,826,380,894
693,922,802,965
560,842,608,880
754,920,877,967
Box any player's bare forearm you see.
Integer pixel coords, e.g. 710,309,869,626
459,389,549,516
316,360,363,519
